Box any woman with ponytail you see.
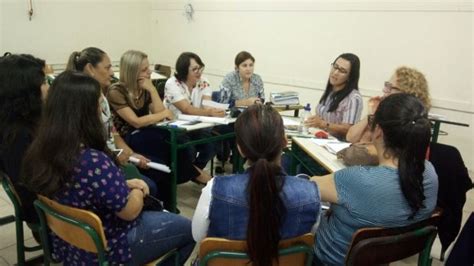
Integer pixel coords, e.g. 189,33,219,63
312,93,438,265
23,71,195,265
192,104,321,266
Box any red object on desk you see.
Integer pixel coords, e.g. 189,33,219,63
315,131,329,139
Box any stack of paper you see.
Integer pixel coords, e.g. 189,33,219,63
324,142,351,154
310,138,351,154
202,100,229,110
270,91,299,105
129,156,171,173
178,114,233,125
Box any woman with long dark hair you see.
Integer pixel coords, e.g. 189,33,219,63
23,71,194,265
0,53,48,225
193,104,321,266
305,53,363,139
66,47,149,167
66,47,161,197
311,93,438,265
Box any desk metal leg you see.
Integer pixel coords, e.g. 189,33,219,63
231,144,244,173
170,130,178,213
431,121,440,143
289,152,298,176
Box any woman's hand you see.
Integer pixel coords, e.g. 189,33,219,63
117,149,133,166
159,109,174,121
208,108,226,117
247,97,262,105
368,96,383,115
126,178,150,196
305,115,324,128
131,153,151,169
138,78,155,92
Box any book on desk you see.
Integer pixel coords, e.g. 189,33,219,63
270,91,299,105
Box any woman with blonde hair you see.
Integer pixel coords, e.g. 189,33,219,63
107,50,210,208
346,66,430,144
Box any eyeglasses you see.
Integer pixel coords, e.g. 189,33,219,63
331,63,348,75
383,81,400,94
190,65,205,73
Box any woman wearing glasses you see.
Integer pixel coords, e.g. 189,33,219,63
311,93,438,265
346,66,430,143
165,52,225,172
305,53,363,139
107,50,211,207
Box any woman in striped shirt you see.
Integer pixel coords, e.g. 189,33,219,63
305,53,363,139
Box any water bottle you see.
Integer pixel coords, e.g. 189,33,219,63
299,103,311,134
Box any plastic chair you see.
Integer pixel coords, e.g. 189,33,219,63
198,233,314,266
34,195,178,266
154,78,168,100
0,171,43,266
154,64,172,78
345,210,442,266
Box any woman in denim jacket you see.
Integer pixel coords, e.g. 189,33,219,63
192,104,321,266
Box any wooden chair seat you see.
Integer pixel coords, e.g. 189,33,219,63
345,210,442,266
198,233,314,266
34,195,179,266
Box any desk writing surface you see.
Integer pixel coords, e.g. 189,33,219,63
157,116,236,131
292,137,345,173
157,121,215,131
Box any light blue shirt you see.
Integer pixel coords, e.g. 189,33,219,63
315,161,439,265
219,70,264,106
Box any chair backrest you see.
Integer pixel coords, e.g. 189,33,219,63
345,210,442,266
1,171,23,210
198,233,314,266
154,78,167,100
155,64,172,78
211,91,221,102
34,195,107,257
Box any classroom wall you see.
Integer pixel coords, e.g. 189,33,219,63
150,0,474,170
1,0,472,170
0,0,152,66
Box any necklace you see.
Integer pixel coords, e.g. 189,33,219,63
133,89,143,103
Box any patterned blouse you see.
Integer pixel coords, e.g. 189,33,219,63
52,148,136,265
219,71,264,107
315,89,363,125
107,83,152,138
164,76,212,117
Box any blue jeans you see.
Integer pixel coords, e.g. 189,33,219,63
127,211,195,265
139,174,158,198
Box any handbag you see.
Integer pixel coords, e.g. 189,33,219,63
336,142,379,166
143,194,164,212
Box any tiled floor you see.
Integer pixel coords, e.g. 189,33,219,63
1,164,473,265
